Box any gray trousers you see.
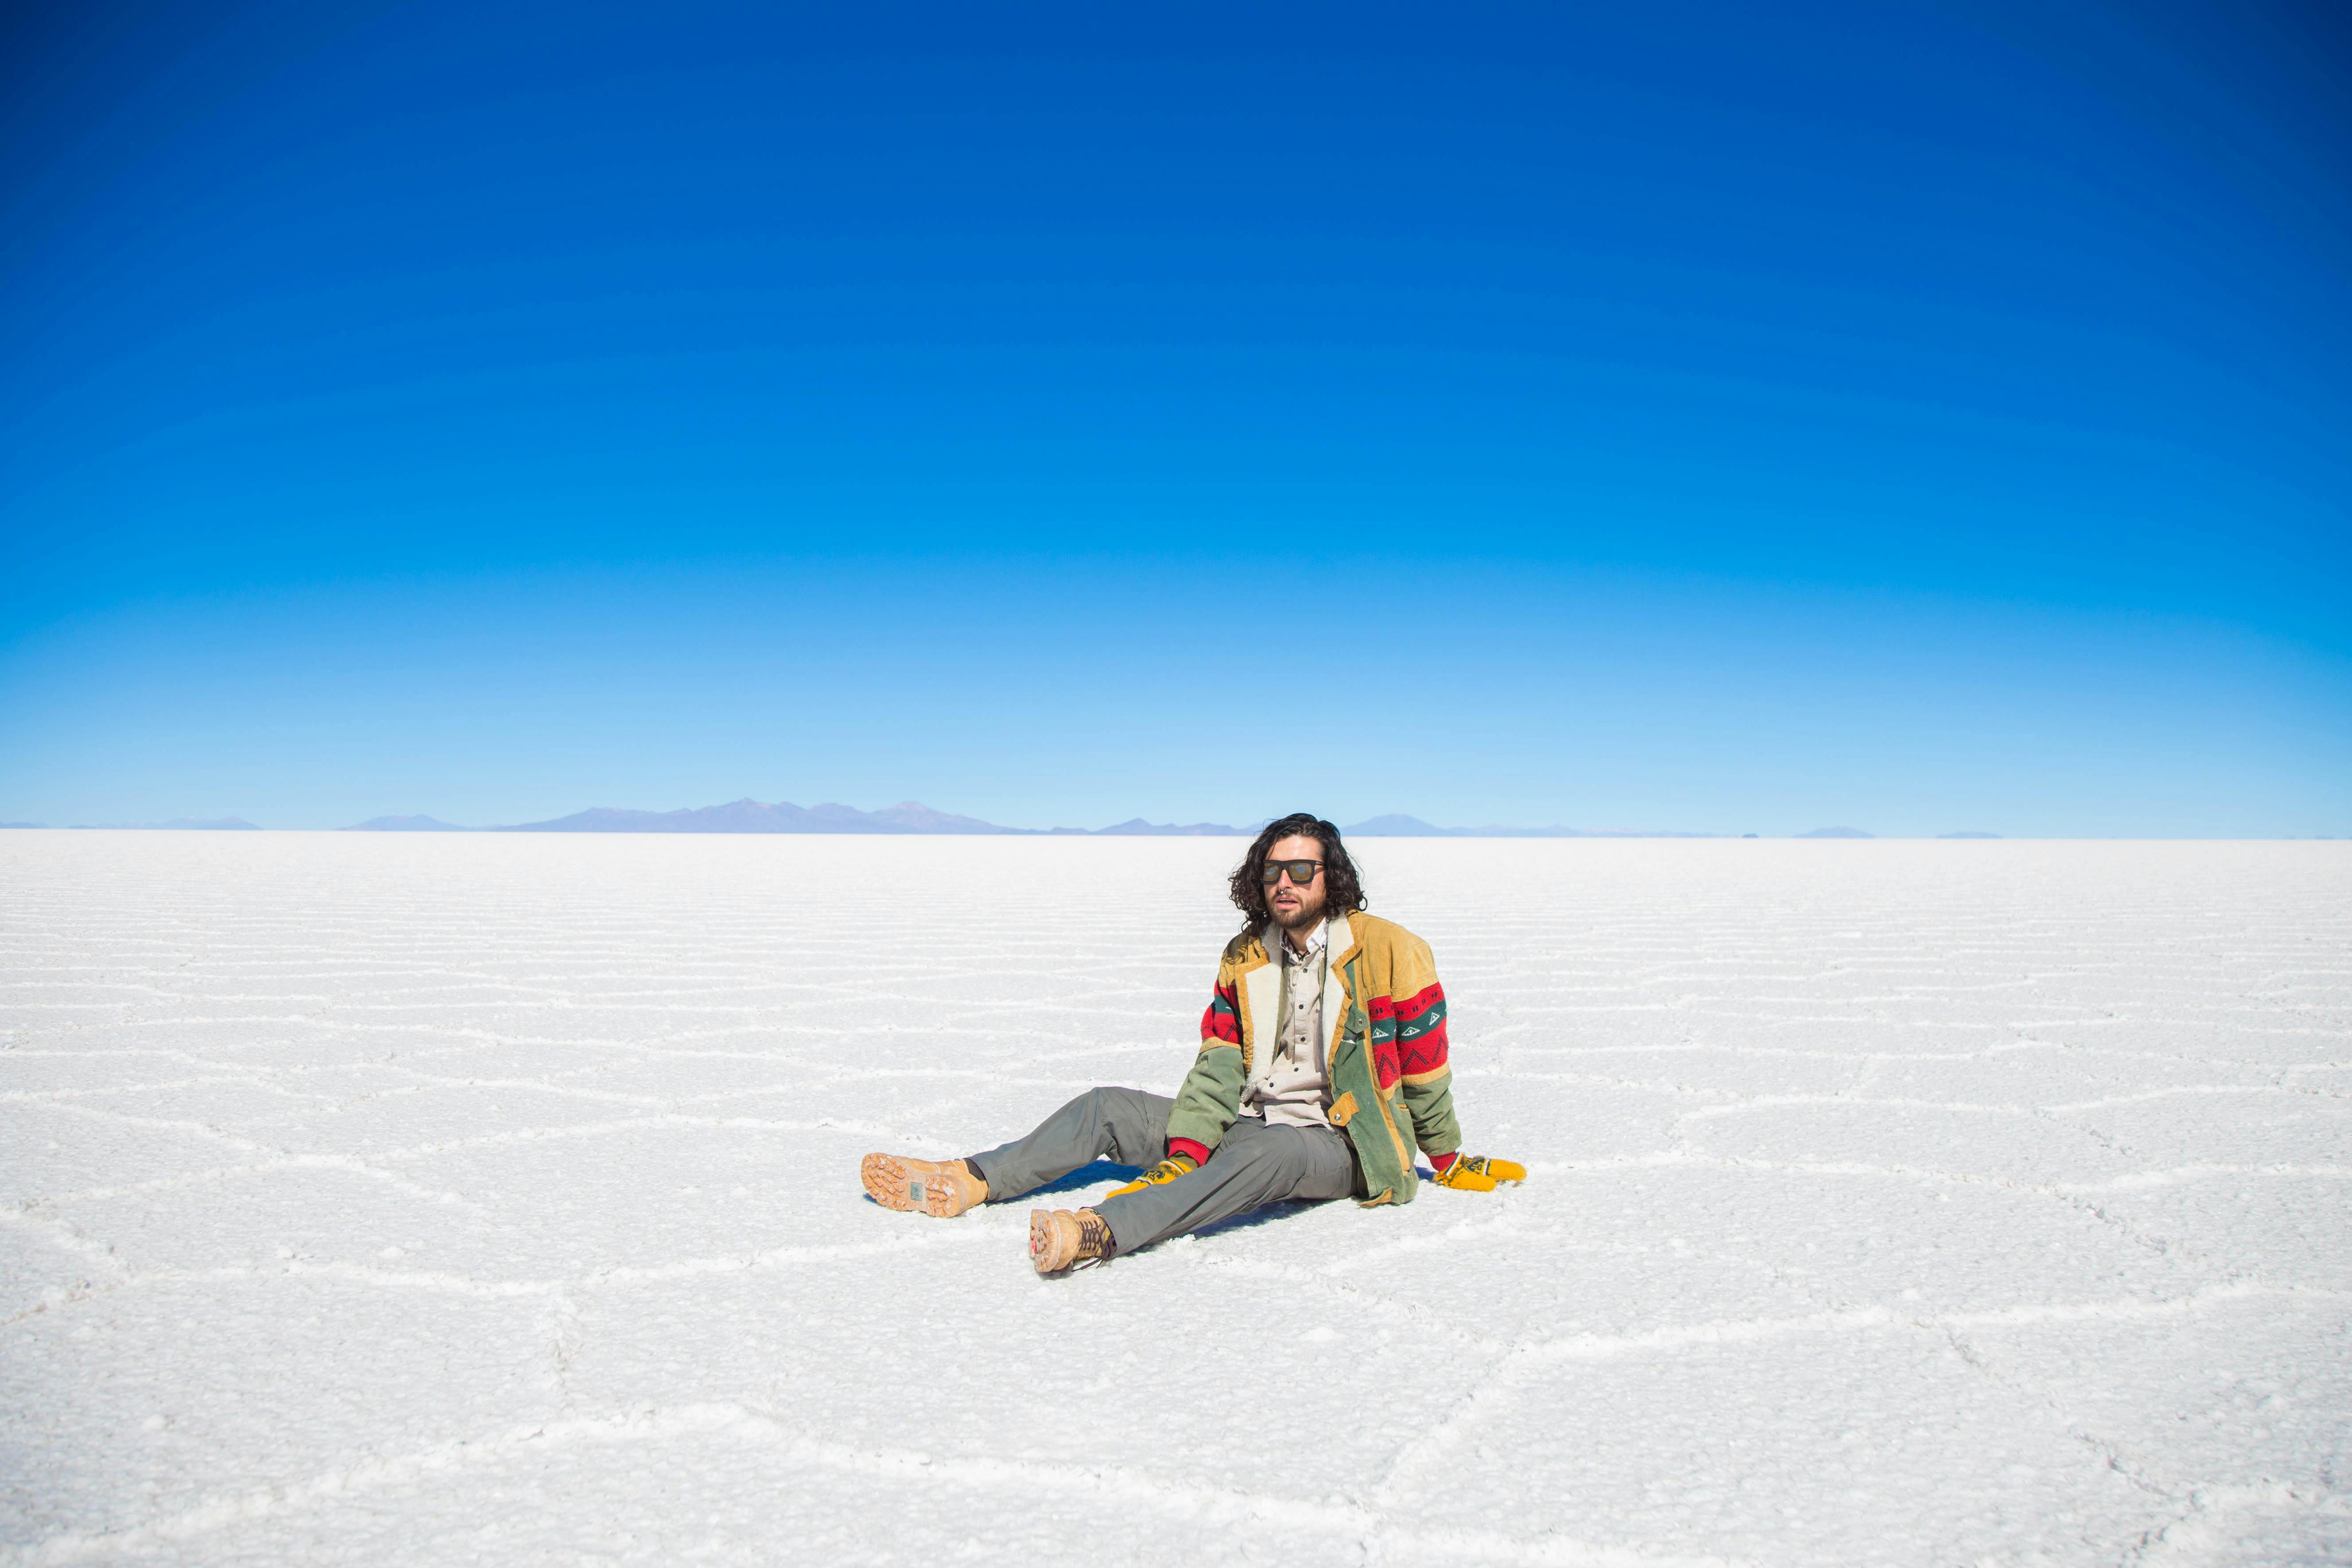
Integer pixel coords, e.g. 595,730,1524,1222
969,1086,1359,1256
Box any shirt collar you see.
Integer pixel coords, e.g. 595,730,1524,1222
1275,917,1329,962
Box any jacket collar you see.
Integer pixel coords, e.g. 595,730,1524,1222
1251,907,1364,969
1261,910,1361,969
1328,909,1362,968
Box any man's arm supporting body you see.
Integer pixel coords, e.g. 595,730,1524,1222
1379,932,1464,1166
1164,969,1248,1167
1383,943,1526,1189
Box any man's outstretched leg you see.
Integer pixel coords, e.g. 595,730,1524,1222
861,1086,1176,1219
1030,1116,1356,1273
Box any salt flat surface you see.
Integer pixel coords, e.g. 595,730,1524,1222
3,833,2348,1567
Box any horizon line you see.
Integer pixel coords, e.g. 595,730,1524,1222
2,795,2343,840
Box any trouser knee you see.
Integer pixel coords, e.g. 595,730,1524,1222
1073,1086,1165,1164
1074,1086,1140,1132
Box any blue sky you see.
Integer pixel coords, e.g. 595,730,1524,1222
3,0,2346,834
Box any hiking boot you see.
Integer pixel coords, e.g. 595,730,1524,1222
861,1153,987,1217
1029,1208,1114,1273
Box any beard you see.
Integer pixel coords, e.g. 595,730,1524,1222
1268,891,1327,932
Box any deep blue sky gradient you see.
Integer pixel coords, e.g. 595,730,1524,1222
3,1,2347,832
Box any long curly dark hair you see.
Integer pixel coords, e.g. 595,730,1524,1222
1228,813,1367,937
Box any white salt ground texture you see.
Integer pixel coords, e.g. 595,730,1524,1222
2,834,2348,1568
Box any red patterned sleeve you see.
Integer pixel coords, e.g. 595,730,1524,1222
1392,981,1450,1078
1199,980,1241,1045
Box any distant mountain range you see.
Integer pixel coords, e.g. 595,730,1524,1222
0,801,2013,837
337,799,1247,834
331,798,1741,836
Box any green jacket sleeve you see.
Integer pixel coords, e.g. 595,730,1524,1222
1165,1044,1246,1152
1164,960,1247,1152
1400,1070,1462,1158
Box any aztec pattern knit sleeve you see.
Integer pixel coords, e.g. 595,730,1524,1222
1382,932,1463,1158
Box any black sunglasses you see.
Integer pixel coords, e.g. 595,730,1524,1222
1260,859,1324,887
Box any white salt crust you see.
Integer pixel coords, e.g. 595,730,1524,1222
1,833,2347,1566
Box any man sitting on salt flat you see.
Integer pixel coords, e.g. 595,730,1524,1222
859,811,1525,1274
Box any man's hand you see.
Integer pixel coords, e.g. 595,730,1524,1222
1106,1155,1197,1198
1431,1154,1527,1191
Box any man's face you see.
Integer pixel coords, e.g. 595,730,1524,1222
1262,833,1329,934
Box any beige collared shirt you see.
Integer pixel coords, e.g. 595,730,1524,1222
1242,917,1333,1129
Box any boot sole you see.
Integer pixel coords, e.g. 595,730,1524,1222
861,1153,972,1218
1029,1209,1070,1273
